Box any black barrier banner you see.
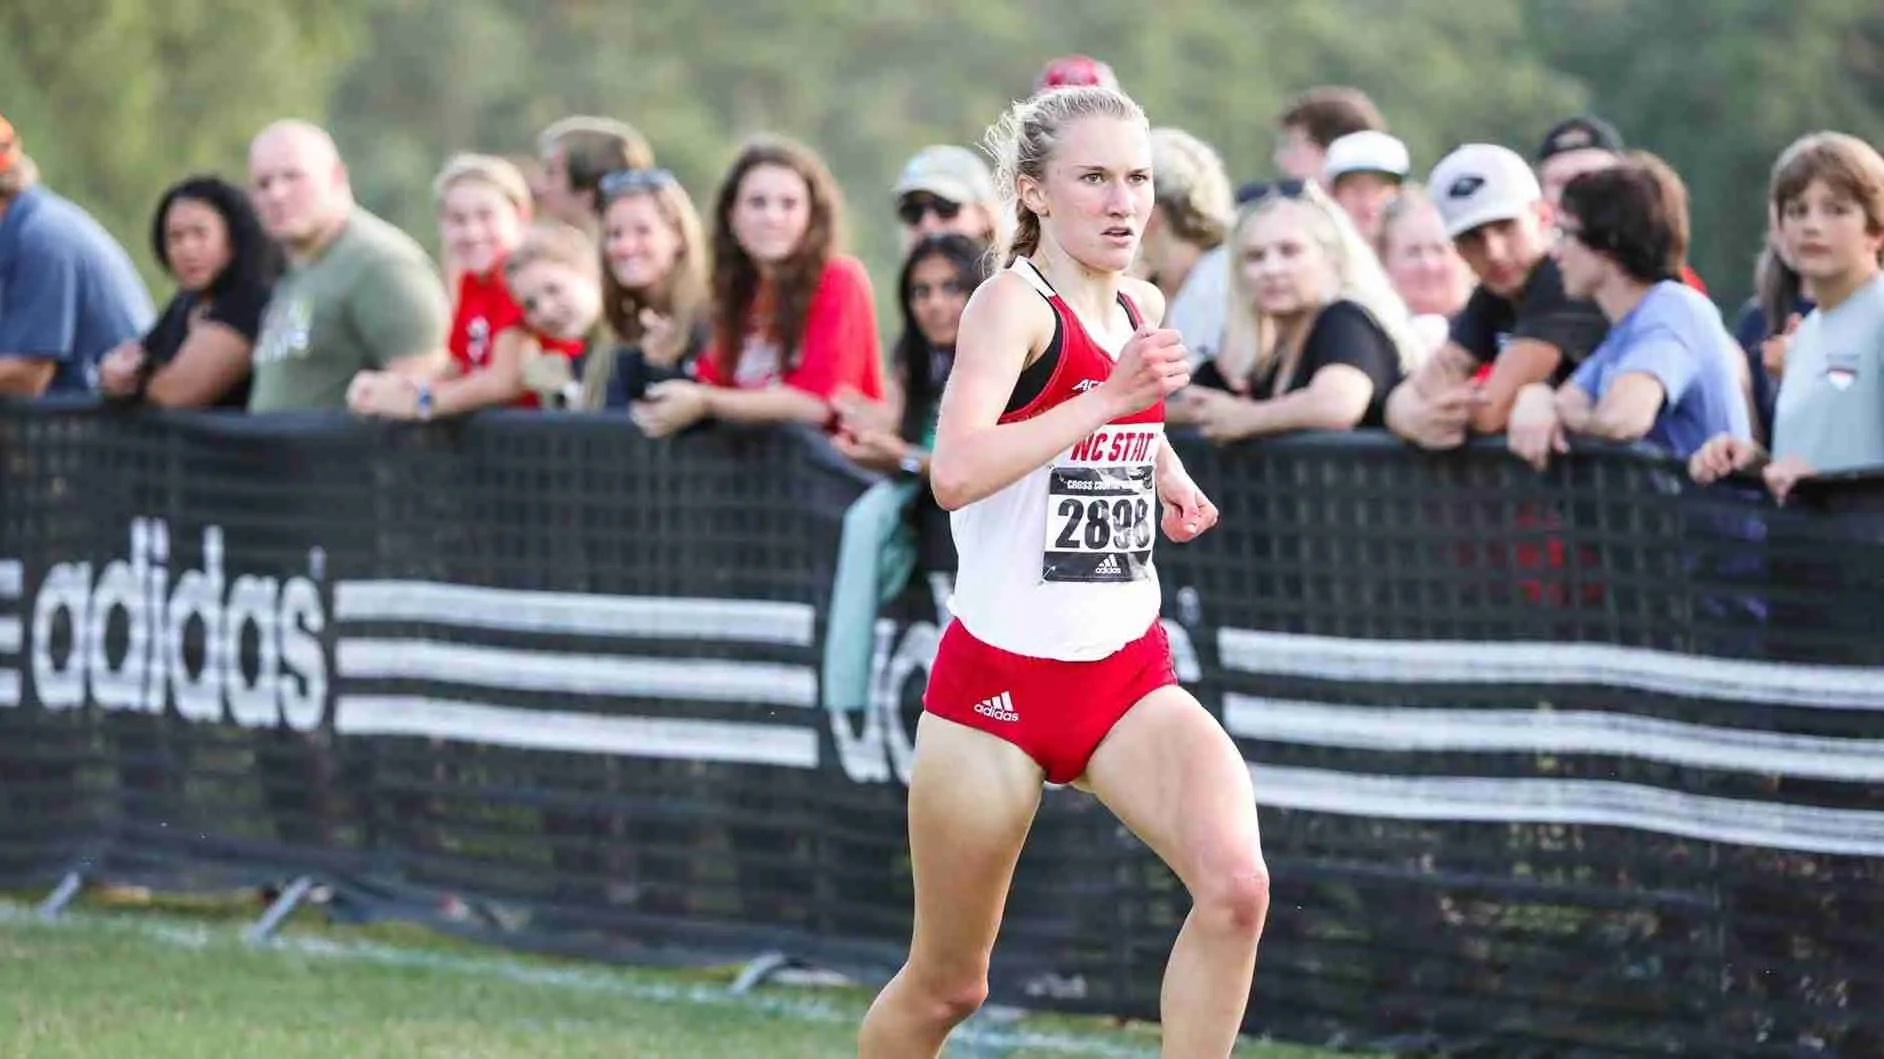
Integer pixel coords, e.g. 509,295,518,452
1,402,1880,1058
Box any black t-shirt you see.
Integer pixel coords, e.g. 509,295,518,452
1447,257,1609,384
594,320,709,409
139,281,271,409
1193,300,1403,428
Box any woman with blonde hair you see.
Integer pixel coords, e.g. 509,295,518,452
1175,181,1426,441
587,167,711,409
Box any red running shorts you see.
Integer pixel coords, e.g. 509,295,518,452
922,617,1179,785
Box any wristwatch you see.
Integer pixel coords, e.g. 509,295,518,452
415,384,435,422
897,451,925,477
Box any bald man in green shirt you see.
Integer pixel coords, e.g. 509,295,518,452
246,120,449,412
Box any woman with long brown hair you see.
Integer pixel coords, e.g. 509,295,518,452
631,135,883,437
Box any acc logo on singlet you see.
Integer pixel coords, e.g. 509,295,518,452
15,517,330,731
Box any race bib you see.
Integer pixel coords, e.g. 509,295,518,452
1042,425,1160,583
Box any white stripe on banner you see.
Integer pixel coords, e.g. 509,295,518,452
0,669,16,708
0,616,19,654
1218,628,1884,710
333,581,815,647
335,696,818,769
1253,764,1884,858
337,639,816,709
0,560,19,599
1224,695,1884,783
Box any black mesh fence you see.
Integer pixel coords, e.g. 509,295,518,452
0,400,1879,1057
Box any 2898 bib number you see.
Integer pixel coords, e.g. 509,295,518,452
1042,464,1155,583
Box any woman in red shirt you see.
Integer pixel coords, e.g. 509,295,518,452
631,136,884,437
350,154,555,418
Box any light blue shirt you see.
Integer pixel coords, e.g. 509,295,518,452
1569,281,1750,458
1774,273,1884,473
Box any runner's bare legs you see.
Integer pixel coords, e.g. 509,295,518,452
857,713,1045,1058
1082,685,1269,1058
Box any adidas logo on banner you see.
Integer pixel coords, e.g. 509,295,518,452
1094,554,1123,575
973,691,1019,723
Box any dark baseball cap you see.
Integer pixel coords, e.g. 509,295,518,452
1536,116,1625,164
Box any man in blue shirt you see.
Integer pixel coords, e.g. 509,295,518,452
1507,157,1751,469
0,113,154,398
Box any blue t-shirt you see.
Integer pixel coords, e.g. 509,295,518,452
0,185,155,395
1569,281,1751,459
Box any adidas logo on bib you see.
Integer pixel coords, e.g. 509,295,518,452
973,691,1019,723
1094,554,1123,576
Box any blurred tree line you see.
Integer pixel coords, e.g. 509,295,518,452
6,0,1880,315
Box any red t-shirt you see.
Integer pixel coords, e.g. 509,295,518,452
695,255,884,407
449,267,527,376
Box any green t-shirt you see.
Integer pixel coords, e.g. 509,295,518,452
248,208,450,412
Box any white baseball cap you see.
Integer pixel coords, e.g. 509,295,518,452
1324,131,1410,184
892,145,997,209
1427,143,1544,239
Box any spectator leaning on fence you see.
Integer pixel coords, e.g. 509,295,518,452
1173,181,1423,442
1272,85,1388,186
586,166,711,411
891,145,999,252
832,232,989,477
1383,143,1610,450
0,112,155,399
1139,127,1236,369
355,220,601,417
536,115,656,232
1376,185,1475,353
1507,160,1750,471
247,120,451,413
350,154,546,419
1692,131,1884,502
631,135,884,438
96,176,281,409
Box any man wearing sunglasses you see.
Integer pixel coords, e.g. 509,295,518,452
890,145,998,251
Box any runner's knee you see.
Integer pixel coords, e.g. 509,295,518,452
1191,858,1270,936
907,961,991,1025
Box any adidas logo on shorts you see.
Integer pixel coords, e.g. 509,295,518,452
1094,554,1123,575
973,691,1019,723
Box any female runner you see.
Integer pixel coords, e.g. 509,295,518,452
858,85,1269,1059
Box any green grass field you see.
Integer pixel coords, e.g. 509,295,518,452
0,901,1362,1059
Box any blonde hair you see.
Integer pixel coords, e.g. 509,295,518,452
1150,127,1235,249
588,178,711,409
432,153,533,218
983,86,1149,267
1375,183,1437,261
1219,182,1427,388
506,219,599,279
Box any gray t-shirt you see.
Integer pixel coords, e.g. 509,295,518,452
1165,243,1228,369
1773,273,1884,473
249,207,449,413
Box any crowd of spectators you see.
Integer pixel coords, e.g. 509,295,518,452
2,55,1881,506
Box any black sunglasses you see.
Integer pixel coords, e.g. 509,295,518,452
599,167,678,199
1234,178,1308,206
898,194,963,226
